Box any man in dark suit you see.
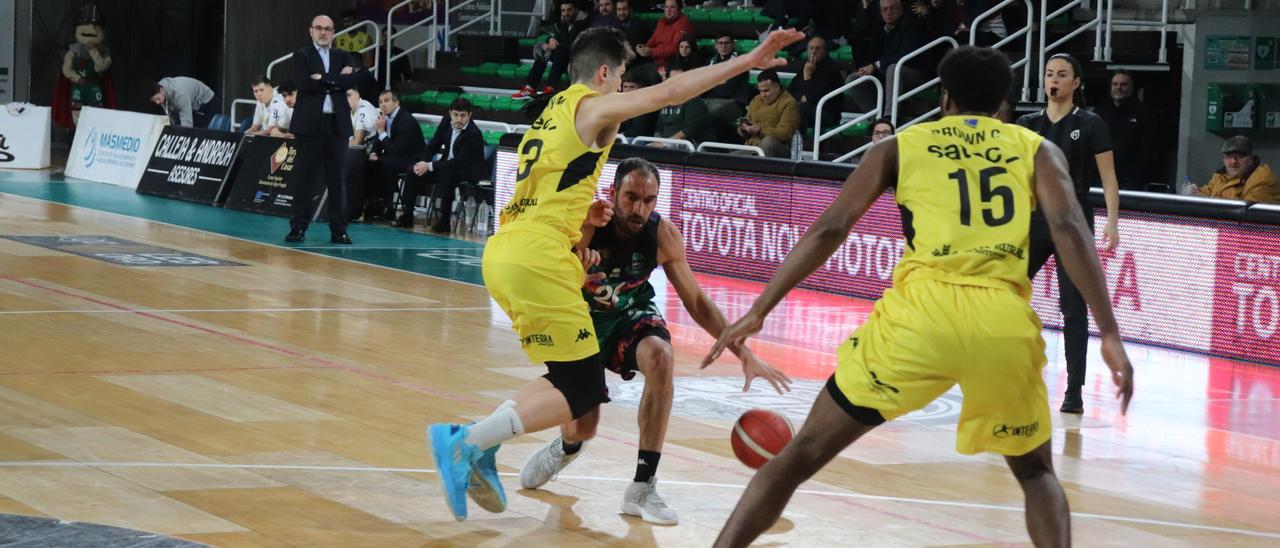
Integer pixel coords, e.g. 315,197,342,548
367,89,426,220
287,14,359,244
395,97,488,232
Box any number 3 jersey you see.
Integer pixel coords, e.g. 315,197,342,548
893,115,1044,300
499,84,616,245
582,212,662,314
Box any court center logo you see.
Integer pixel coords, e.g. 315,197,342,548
607,377,963,426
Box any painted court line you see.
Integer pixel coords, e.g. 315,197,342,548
0,461,1274,540
0,306,490,315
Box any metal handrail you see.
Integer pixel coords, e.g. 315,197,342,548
1103,0,1168,64
890,36,958,127
1036,0,1103,101
412,113,512,135
697,142,766,156
630,136,695,151
230,99,258,131
970,0,1034,102
387,0,439,86
266,20,382,81
812,75,882,161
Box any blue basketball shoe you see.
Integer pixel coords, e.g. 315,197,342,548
428,423,477,521
467,444,507,513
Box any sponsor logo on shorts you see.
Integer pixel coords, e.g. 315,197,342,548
575,328,593,342
869,370,899,394
992,421,1040,438
521,334,554,348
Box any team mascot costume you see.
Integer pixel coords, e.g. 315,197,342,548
53,4,117,128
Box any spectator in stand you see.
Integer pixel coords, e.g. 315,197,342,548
150,76,217,128
619,70,659,138
703,33,750,140
514,0,589,98
396,97,489,232
870,117,894,142
1192,136,1280,203
848,0,927,116
335,9,371,65
590,0,617,27
614,0,652,55
651,62,715,145
849,0,883,68
673,37,703,70
244,75,283,135
739,69,800,158
788,35,845,132
1093,70,1159,191
639,0,694,68
368,90,426,220
265,80,297,139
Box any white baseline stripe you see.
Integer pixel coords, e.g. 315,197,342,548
0,306,490,315
0,461,1274,539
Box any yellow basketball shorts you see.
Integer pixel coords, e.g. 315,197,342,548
482,226,599,363
832,279,1051,456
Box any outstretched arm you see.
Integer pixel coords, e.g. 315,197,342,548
576,29,805,136
1036,141,1134,412
659,219,792,394
703,137,896,365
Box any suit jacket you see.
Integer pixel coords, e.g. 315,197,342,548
371,108,426,162
290,44,357,137
423,121,488,182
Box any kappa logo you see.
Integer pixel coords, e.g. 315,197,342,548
992,421,1040,438
1070,129,1081,141
575,329,593,342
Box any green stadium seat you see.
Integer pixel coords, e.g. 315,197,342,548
637,12,659,20
482,130,505,145
498,65,524,80
729,10,756,24
708,10,735,23
420,123,437,140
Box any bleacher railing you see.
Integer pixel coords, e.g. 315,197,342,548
386,1,438,85
813,76,883,163
266,20,382,82
1037,0,1105,101
230,99,258,131
631,136,696,151
891,36,959,129
1103,0,1168,65
697,142,766,156
972,0,1035,102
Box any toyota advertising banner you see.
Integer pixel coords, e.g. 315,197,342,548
494,146,1280,367
136,126,242,204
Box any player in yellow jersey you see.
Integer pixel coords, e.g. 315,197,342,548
707,47,1134,547
427,26,805,522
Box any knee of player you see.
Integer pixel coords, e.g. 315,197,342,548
637,338,674,379
1005,453,1056,483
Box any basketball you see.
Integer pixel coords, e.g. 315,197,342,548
731,409,794,469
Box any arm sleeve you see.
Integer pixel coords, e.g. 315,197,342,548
293,50,326,95
174,92,195,127
1243,168,1280,203
1088,114,1113,154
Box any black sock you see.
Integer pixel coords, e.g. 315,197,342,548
634,450,661,483
562,439,583,455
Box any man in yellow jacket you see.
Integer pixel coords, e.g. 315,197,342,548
1195,136,1280,203
738,69,800,158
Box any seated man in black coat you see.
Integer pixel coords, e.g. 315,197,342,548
367,89,426,219
395,97,488,232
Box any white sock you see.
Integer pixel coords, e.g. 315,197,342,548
466,402,524,451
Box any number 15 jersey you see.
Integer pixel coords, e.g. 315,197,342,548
892,115,1044,300
500,84,615,245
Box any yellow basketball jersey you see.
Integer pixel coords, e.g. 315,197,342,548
892,115,1044,299
499,84,615,244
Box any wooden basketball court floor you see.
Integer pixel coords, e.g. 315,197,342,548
1,171,1279,547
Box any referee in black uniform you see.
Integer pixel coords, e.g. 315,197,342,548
1016,53,1122,414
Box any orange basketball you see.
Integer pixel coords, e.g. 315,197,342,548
731,408,794,469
